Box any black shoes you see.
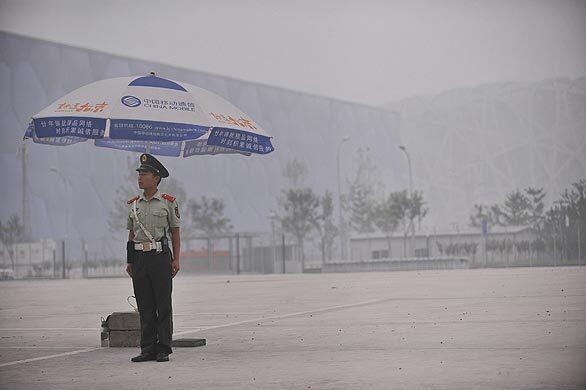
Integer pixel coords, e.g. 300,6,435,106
156,352,170,362
131,353,156,362
131,352,170,362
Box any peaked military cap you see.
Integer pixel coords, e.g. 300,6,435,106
136,153,169,178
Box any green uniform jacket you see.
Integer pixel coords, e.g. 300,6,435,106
127,190,180,242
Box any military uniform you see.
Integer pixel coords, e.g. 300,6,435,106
127,154,180,359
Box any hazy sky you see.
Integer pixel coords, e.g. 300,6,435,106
1,0,586,105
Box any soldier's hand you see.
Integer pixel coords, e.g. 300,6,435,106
171,259,180,278
126,264,133,277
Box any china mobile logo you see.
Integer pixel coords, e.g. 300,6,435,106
121,95,142,108
55,101,109,113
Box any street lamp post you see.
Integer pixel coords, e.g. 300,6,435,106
50,167,70,279
337,136,350,260
269,211,277,269
399,145,415,257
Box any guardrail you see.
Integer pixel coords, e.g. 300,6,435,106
322,257,469,273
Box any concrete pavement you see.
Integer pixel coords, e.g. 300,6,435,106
0,267,584,389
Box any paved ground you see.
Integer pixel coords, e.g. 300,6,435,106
0,266,584,389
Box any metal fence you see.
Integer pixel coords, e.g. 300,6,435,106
181,233,302,274
1,233,583,280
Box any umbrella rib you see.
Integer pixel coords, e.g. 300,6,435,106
103,119,111,138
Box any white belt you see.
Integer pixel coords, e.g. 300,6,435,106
134,242,162,252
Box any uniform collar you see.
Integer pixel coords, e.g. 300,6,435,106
139,189,163,201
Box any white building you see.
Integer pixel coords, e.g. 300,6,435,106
0,239,58,278
349,225,538,267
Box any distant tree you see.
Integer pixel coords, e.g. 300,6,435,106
559,179,586,260
525,187,546,230
469,204,486,228
464,242,479,259
278,187,320,269
561,180,586,225
188,196,233,236
489,204,505,226
108,157,137,232
0,214,24,270
542,203,566,258
408,190,428,232
380,190,427,257
345,179,377,233
282,159,308,188
313,191,338,264
159,176,191,236
525,180,585,262
469,204,500,228
373,193,402,258
388,190,410,257
500,189,532,226
472,188,545,230
344,148,379,234
436,242,444,255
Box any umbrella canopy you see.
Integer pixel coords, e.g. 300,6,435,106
24,74,274,157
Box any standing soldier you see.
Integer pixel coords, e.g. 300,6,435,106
126,153,181,362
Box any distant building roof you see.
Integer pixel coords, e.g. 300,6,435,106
350,225,533,241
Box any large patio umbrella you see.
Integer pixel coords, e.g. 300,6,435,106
24,73,274,157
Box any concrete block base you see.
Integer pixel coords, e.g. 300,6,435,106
102,311,141,347
108,330,141,347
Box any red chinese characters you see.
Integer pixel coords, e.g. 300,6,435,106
55,101,109,113
210,113,258,130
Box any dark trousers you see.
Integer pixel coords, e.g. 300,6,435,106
132,249,173,354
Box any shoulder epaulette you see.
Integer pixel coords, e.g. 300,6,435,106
127,196,140,205
162,193,176,202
